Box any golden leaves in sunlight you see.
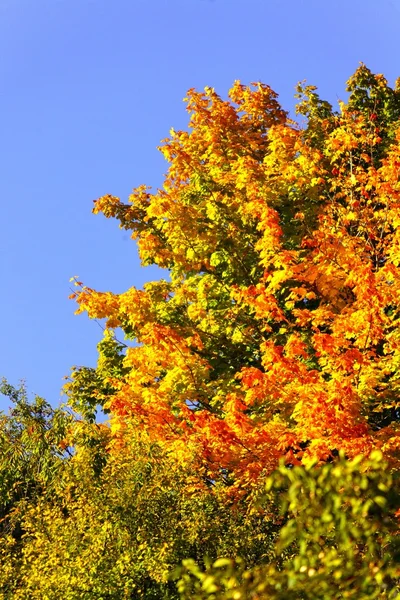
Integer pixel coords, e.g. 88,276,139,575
70,65,400,496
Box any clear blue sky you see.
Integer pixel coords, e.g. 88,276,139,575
0,0,398,411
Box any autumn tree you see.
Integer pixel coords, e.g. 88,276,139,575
67,64,400,596
2,64,400,598
71,64,400,485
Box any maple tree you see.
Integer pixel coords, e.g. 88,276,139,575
71,64,400,485
2,65,400,598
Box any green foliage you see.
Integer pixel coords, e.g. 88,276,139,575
0,416,279,599
65,332,128,422
0,379,72,518
176,454,400,599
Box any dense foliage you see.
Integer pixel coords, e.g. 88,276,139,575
2,65,400,598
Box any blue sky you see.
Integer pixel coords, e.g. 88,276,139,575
0,0,398,411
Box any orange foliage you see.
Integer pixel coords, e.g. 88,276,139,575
70,65,400,495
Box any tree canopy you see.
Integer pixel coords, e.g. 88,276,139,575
2,64,400,598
